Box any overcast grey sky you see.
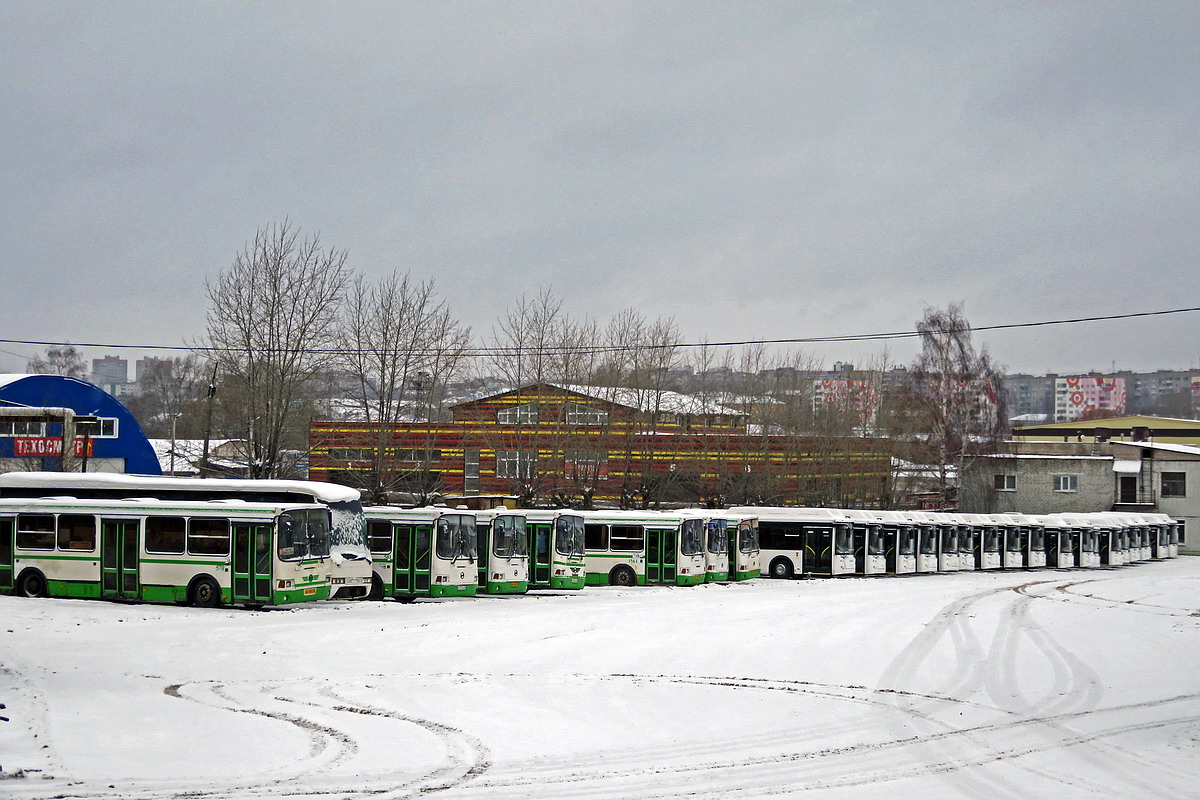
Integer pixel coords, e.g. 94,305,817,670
2,1,1198,377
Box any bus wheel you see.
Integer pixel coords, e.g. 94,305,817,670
610,566,636,587
190,577,222,608
367,575,385,601
16,569,47,598
769,558,794,579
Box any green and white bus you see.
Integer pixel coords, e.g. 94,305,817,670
0,472,373,599
726,514,761,581
1,497,332,607
579,509,706,587
364,507,478,600
522,509,586,590
474,508,529,594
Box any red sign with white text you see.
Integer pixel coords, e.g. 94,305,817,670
13,438,94,457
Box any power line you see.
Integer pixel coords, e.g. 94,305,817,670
2,305,1198,359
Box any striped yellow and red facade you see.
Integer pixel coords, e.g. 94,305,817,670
309,385,891,506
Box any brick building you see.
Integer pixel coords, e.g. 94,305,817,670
309,383,891,508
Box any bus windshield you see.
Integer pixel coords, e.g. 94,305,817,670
739,522,759,553
680,519,703,556
436,515,477,562
706,520,728,554
555,515,585,557
277,508,331,561
834,525,853,555
493,515,528,558
867,526,884,556
328,499,368,550
919,528,937,555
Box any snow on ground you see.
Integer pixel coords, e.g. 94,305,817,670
2,559,1199,799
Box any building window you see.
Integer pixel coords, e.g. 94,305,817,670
0,421,47,436
565,403,608,426
497,402,539,425
88,418,118,438
495,449,537,479
994,474,1016,492
1162,472,1187,498
564,451,606,476
330,447,374,461
1052,474,1078,493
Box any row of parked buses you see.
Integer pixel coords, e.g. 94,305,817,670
738,505,1183,578
0,472,1182,609
0,472,760,608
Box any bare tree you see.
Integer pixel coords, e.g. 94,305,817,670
124,355,206,438
204,221,350,478
27,345,87,378
911,304,1007,509
339,271,470,502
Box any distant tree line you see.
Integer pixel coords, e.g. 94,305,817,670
21,220,1009,508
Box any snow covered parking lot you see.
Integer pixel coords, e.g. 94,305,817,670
2,559,1199,799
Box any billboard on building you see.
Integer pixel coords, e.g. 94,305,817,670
1054,376,1126,422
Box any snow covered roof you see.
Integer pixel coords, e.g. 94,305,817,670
0,471,361,502
1110,441,1200,457
975,453,1114,461
556,383,744,417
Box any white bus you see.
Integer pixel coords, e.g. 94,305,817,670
473,507,529,594
1,496,331,607
579,509,705,586
841,509,887,575
876,510,918,574
522,509,586,590
734,507,856,578
0,472,373,599
363,507,478,600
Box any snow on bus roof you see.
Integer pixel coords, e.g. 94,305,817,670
0,471,361,503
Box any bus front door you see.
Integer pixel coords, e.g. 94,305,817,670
805,527,832,575
0,518,13,592
532,525,551,587
101,519,139,600
645,529,678,584
392,525,432,596
853,526,866,573
232,524,273,605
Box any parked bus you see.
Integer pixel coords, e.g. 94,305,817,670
363,507,478,600
0,472,373,599
1,496,331,607
734,507,855,578
876,511,918,574
579,509,705,586
473,507,529,594
842,509,887,575
522,509,586,589
727,514,761,581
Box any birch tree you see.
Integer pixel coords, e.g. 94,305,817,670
911,304,1007,509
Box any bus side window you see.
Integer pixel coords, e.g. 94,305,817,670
57,514,97,551
585,523,608,550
